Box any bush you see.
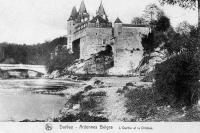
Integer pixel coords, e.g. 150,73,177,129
154,52,200,107
68,91,84,104
80,97,98,111
125,87,157,120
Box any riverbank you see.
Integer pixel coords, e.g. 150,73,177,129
51,76,147,122
51,76,200,122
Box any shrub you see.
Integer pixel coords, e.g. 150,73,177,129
68,91,84,104
125,87,157,120
123,86,129,91
80,97,97,111
141,71,154,82
154,52,200,107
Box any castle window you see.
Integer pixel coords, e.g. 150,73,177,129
103,39,106,44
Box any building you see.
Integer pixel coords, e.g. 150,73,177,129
67,1,150,75
67,1,112,59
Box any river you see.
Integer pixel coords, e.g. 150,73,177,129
0,79,79,122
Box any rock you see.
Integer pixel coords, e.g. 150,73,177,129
72,76,78,80
116,88,125,94
94,80,103,85
73,104,80,110
49,70,60,78
126,82,134,87
137,49,167,76
84,85,94,92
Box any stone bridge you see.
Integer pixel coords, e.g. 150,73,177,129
0,64,47,74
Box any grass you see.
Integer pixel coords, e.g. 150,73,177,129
125,86,200,122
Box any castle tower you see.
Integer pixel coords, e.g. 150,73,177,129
67,6,78,50
114,17,122,37
77,0,89,22
96,1,108,20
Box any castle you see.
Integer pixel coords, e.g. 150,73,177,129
67,1,150,75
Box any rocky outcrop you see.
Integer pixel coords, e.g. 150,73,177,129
136,47,167,76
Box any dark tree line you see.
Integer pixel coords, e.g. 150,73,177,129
0,37,67,65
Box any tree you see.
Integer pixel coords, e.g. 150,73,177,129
175,21,195,35
159,0,200,41
131,17,146,25
141,14,171,53
143,4,165,23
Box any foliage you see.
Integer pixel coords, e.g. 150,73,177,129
46,48,77,73
0,37,67,65
131,17,147,25
155,16,171,32
175,21,195,35
142,10,171,53
154,51,200,107
143,3,165,23
165,26,198,54
125,87,157,120
159,0,197,9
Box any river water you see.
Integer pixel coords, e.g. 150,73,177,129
0,79,79,122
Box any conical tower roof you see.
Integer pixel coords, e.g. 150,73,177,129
68,6,78,20
79,0,87,14
97,1,107,17
114,17,122,23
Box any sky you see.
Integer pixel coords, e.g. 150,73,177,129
0,0,198,44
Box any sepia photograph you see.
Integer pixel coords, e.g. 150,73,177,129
0,0,200,132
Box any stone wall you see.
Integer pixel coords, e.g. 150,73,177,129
109,26,149,75
80,27,112,59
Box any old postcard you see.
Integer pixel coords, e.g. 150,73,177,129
0,0,200,132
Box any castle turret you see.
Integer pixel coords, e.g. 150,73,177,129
77,0,89,22
68,6,78,21
67,6,78,50
67,6,78,35
114,17,122,37
96,1,108,20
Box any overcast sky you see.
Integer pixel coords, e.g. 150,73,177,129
0,0,198,44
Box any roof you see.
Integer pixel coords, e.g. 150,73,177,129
114,17,122,23
79,0,87,15
90,15,109,24
68,6,78,20
122,24,147,27
97,1,107,17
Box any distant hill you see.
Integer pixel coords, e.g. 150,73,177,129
0,36,67,65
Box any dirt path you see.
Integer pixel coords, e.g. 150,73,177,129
102,87,133,121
